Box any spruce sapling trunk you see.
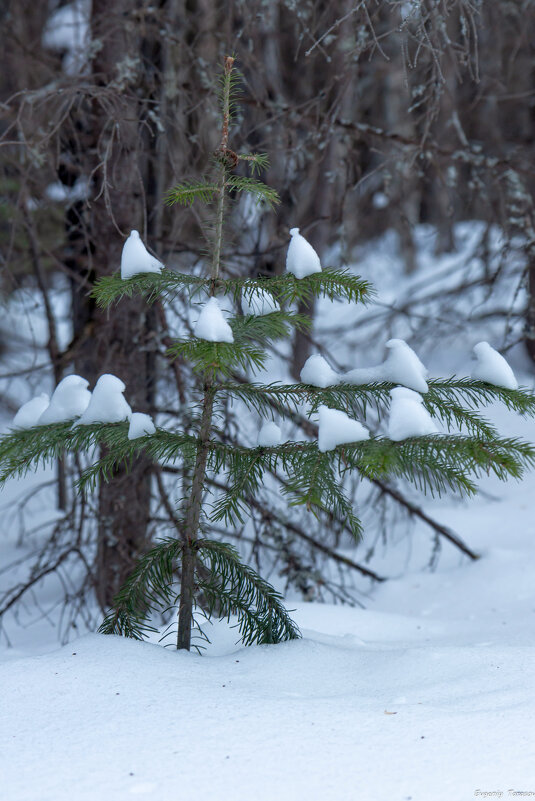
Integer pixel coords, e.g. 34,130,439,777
177,56,233,650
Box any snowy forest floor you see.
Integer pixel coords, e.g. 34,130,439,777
1,405,535,800
1,224,535,800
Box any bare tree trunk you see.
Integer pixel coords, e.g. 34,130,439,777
525,250,535,365
78,0,155,609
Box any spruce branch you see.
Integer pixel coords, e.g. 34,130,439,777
226,175,280,207
206,475,386,582
196,539,300,645
426,378,535,418
98,536,184,639
282,449,364,541
164,179,219,207
93,272,208,308
0,424,198,489
226,374,484,560
216,381,391,418
231,311,312,343
167,338,267,378
92,269,373,310
238,152,270,175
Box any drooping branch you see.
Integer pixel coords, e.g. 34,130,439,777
229,373,480,560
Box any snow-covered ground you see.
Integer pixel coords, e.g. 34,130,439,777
1,225,535,800
2,406,535,800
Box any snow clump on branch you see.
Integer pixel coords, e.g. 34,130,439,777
286,228,322,279
194,297,234,343
388,388,438,441
300,354,339,388
343,338,429,393
128,413,156,440
76,374,132,424
317,405,369,452
12,394,50,429
38,375,91,424
121,230,164,279
472,342,518,390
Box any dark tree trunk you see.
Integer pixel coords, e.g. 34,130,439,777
75,0,156,609
525,252,535,365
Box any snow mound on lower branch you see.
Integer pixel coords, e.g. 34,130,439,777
128,412,156,440
317,405,369,451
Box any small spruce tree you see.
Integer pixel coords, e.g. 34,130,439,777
2,57,535,651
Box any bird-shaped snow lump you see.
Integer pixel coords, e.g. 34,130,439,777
38,375,91,424
343,339,429,393
300,354,339,388
12,393,50,429
471,342,518,390
317,405,369,452
121,230,163,279
382,339,429,393
388,387,438,441
194,297,234,343
77,374,131,424
286,228,322,279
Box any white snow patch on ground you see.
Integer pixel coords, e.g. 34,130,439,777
2,411,534,800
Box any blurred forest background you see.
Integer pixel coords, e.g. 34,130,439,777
1,0,535,638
